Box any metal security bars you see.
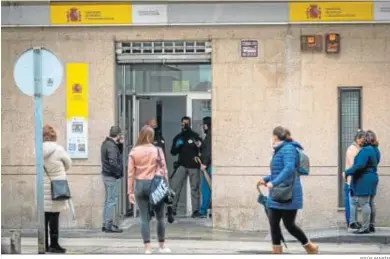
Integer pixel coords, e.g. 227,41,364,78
338,87,362,207
117,41,210,54
115,41,212,64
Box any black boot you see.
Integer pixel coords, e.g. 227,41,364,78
104,224,123,233
191,210,200,218
48,233,66,253
44,213,50,252
103,225,121,232
48,212,66,253
369,224,376,233
45,236,49,253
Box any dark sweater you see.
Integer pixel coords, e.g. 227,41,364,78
171,129,201,169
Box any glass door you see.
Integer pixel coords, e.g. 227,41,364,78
131,93,211,218
185,93,212,216
116,64,136,218
133,94,188,217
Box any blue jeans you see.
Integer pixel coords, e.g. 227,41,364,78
135,180,165,244
343,182,350,225
350,194,359,225
199,166,212,215
102,176,119,228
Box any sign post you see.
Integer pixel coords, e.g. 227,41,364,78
13,47,64,254
33,48,45,254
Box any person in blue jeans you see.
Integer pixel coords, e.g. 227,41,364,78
344,130,365,229
101,126,124,233
198,116,212,218
345,130,380,234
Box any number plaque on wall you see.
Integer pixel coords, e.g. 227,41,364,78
300,35,323,52
241,40,258,57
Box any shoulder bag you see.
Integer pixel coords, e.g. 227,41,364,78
270,171,296,203
269,145,298,203
44,166,71,201
149,148,170,206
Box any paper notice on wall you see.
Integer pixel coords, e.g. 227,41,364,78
66,117,88,159
66,63,88,159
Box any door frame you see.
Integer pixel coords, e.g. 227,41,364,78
132,92,212,217
186,93,211,216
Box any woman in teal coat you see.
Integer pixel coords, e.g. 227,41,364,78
344,130,380,234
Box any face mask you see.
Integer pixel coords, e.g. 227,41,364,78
203,125,209,134
182,124,190,131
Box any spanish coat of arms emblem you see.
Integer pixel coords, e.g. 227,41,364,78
67,8,82,22
72,83,82,94
306,5,322,19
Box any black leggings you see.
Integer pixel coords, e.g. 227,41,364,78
45,212,60,248
268,208,309,245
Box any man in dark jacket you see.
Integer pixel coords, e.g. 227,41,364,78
198,116,212,218
170,116,202,217
101,126,123,233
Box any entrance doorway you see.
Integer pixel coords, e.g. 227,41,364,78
115,59,212,221
134,93,211,217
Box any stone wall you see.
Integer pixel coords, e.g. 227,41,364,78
1,25,390,229
211,25,390,230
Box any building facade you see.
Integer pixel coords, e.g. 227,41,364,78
1,1,390,231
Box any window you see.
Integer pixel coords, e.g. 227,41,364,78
338,87,362,207
131,64,212,93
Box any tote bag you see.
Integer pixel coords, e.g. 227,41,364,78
149,148,169,206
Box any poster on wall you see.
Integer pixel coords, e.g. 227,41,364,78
66,63,89,159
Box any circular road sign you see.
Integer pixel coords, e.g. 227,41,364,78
13,48,63,96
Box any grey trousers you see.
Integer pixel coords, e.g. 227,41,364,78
356,196,376,230
351,195,376,228
171,166,200,213
102,176,119,228
134,179,165,244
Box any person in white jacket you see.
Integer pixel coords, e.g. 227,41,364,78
43,125,72,253
344,130,365,230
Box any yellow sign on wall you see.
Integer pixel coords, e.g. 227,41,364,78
66,63,89,158
66,63,88,120
289,2,373,22
50,2,132,25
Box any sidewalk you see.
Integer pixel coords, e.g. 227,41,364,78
3,218,390,243
2,237,390,254
2,218,390,254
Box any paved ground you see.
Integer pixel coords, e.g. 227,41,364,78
2,238,390,254
2,218,390,254
4,218,390,242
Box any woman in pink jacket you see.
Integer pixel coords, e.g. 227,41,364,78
128,125,170,254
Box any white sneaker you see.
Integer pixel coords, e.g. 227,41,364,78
145,249,152,254
158,247,171,253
